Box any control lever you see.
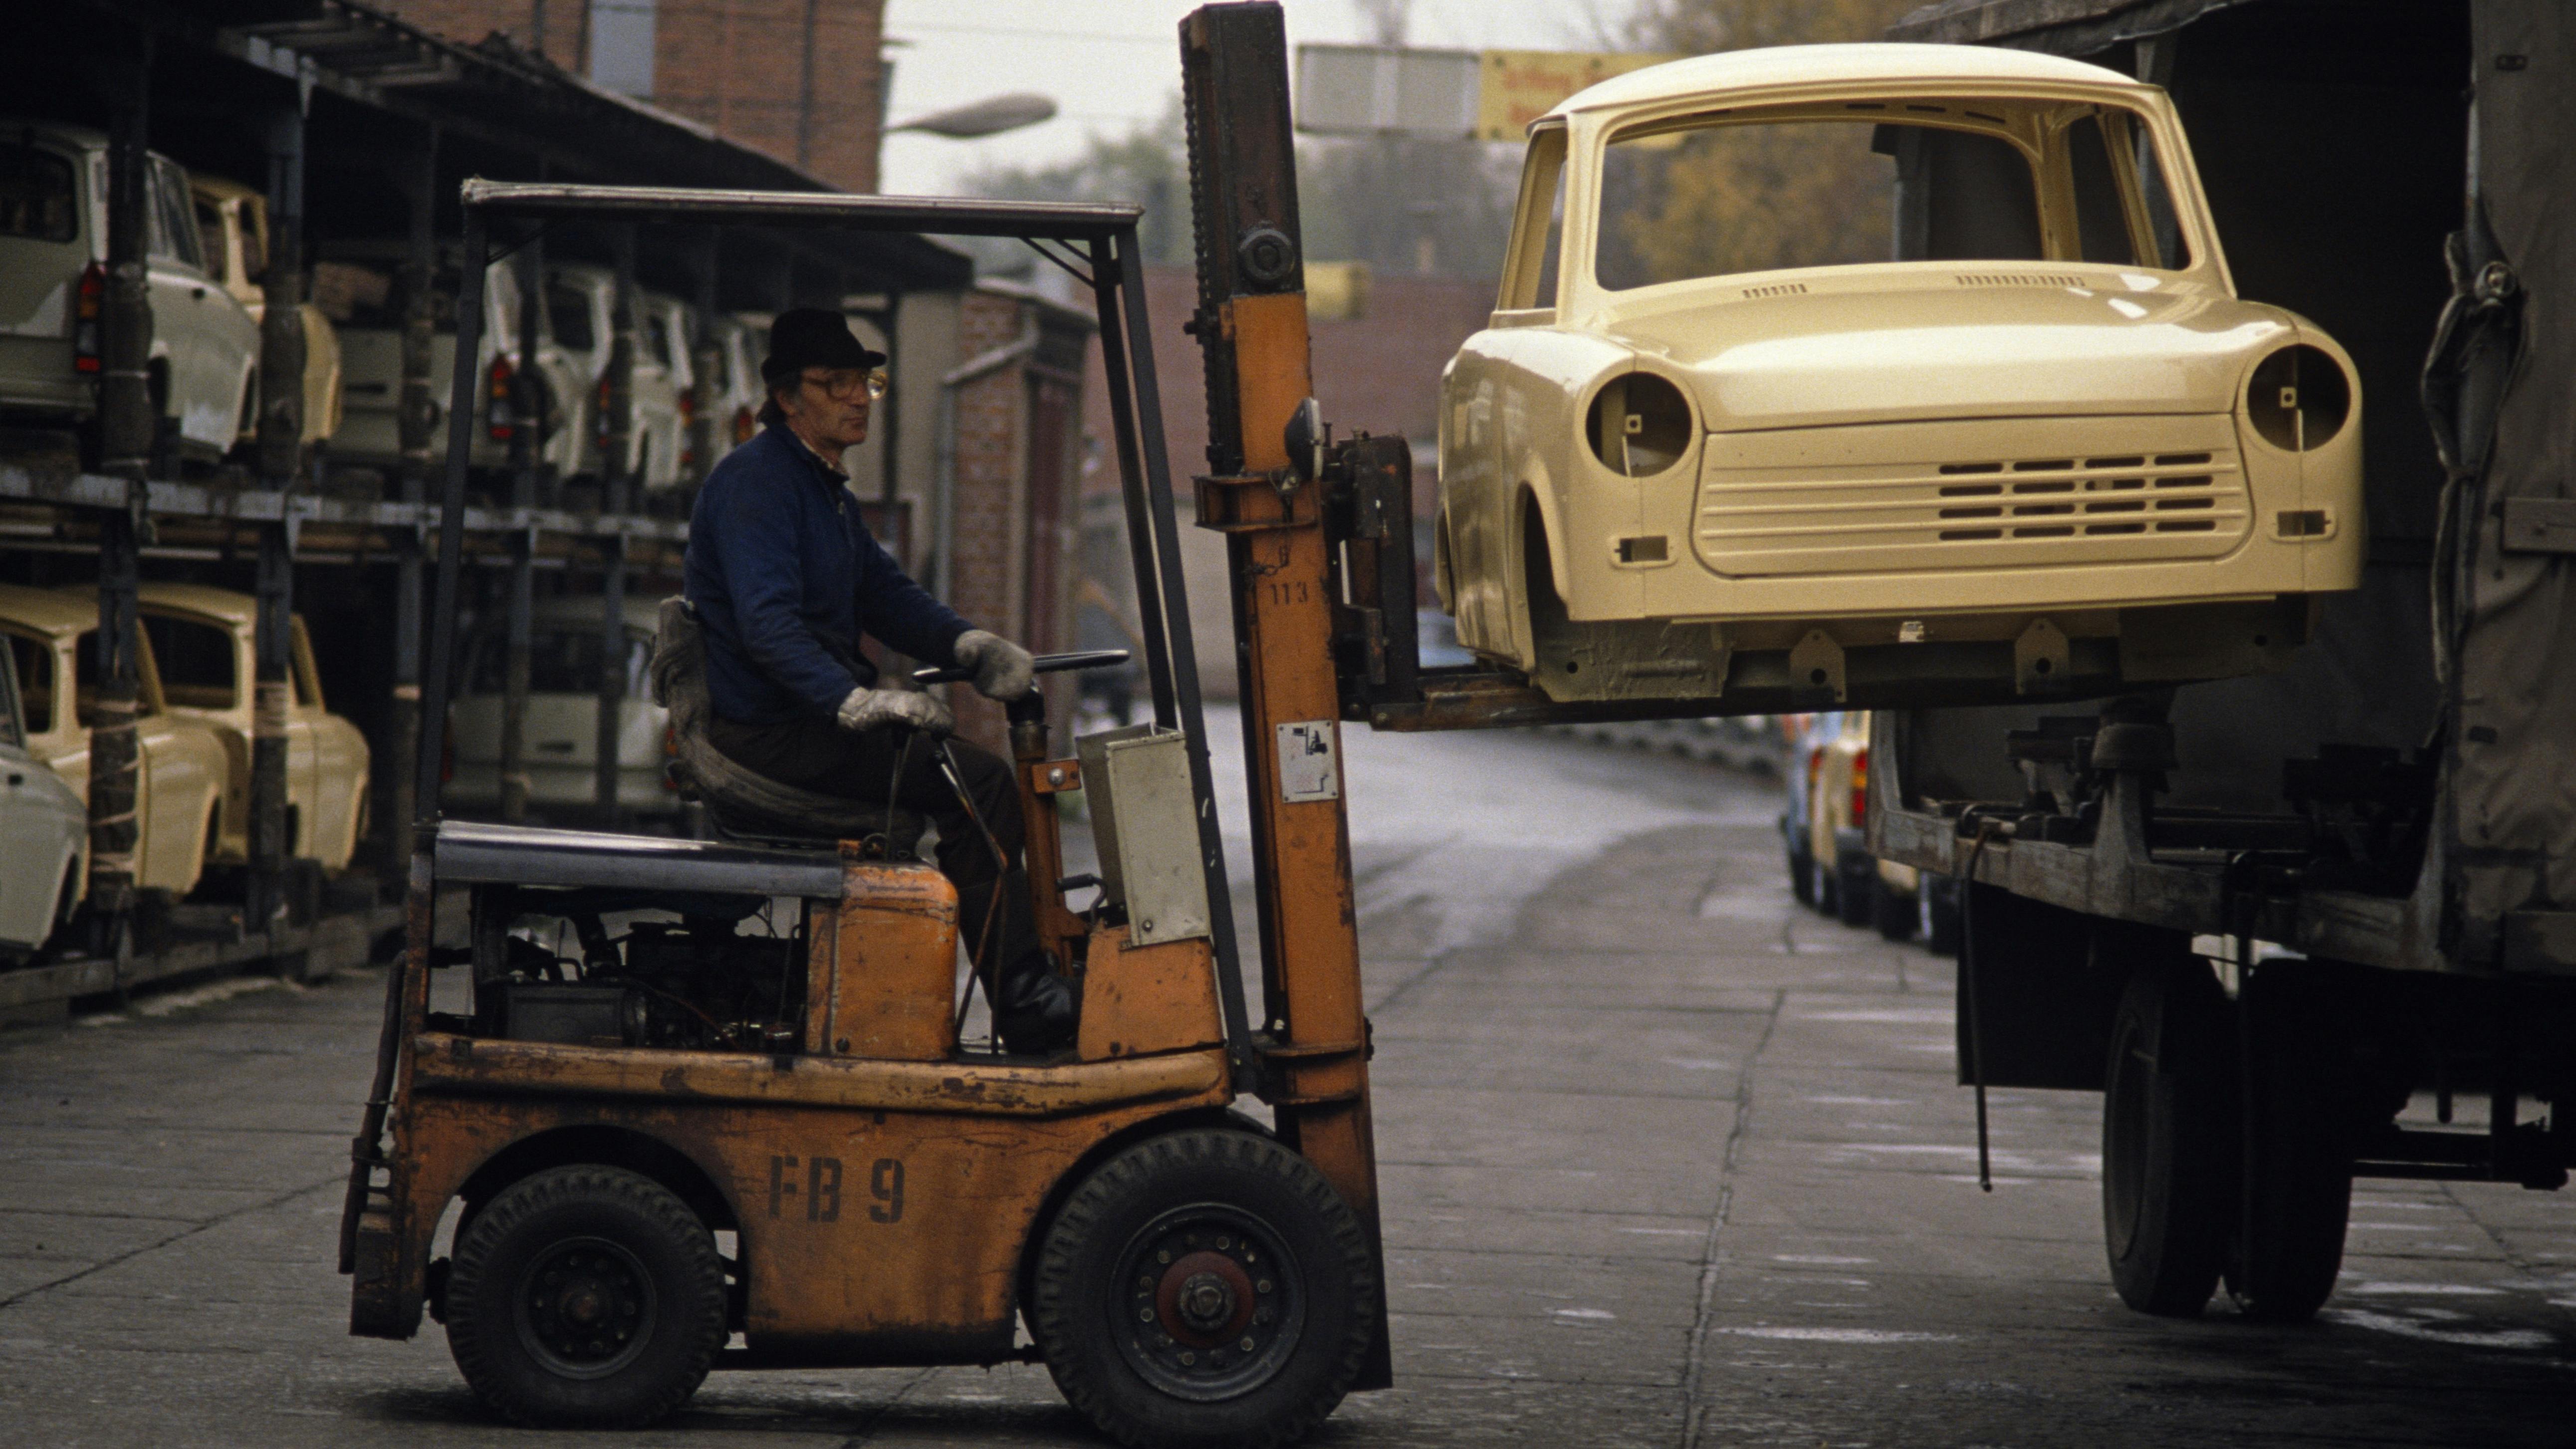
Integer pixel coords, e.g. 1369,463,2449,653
912,648,1131,690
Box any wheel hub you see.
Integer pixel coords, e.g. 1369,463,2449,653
1115,1209,1302,1402
516,1238,657,1379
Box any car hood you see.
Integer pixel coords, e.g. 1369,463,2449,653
1600,279,2294,432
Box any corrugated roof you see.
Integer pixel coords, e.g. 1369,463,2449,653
1888,0,2258,53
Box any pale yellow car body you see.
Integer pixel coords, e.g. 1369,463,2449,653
1434,43,2365,704
0,584,229,899
133,583,371,873
189,176,344,445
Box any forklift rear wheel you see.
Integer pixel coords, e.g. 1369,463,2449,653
2102,962,2232,1316
444,1165,727,1428
1031,1129,1377,1449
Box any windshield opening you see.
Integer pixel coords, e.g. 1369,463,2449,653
1594,100,2192,292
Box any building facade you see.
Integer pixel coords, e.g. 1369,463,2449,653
375,0,886,193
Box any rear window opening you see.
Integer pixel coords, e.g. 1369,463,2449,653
0,144,76,243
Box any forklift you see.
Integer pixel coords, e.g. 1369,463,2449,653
338,10,1413,1445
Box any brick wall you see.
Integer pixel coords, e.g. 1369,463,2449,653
374,0,884,193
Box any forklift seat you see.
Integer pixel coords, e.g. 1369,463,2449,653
650,597,929,857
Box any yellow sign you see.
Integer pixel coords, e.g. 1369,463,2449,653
1474,49,1687,142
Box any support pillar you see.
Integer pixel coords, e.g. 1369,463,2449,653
593,530,626,822
249,521,295,927
86,498,143,962
97,40,154,478
498,235,542,823
385,134,438,866
248,101,306,926
688,229,722,486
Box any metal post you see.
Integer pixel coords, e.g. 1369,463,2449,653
499,235,542,823
385,134,438,870
413,211,487,824
689,229,721,485
605,225,638,509
86,498,143,960
249,521,295,927
256,103,308,484
248,101,307,926
98,39,154,478
593,529,626,822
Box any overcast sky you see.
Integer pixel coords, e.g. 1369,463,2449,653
878,0,1642,195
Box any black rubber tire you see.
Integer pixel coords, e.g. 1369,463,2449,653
1031,1128,1376,1449
2102,963,2232,1317
445,1165,725,1428
2225,967,2355,1324
1787,844,1817,907
1834,850,1875,928
1873,879,1917,941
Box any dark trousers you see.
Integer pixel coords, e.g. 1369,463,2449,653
706,714,1038,977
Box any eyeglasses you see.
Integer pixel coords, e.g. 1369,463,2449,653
803,367,889,402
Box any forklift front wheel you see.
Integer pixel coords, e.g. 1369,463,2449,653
444,1165,727,1428
1031,1129,1377,1449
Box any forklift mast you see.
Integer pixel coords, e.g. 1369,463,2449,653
1178,0,1395,1391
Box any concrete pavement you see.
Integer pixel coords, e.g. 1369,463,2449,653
2,722,2572,1447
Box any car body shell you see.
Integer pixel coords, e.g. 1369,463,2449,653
0,122,260,457
550,263,688,491
0,583,230,902
188,175,344,445
445,594,679,817
701,313,768,463
0,622,85,952
324,246,589,477
1433,44,2365,704
132,583,372,872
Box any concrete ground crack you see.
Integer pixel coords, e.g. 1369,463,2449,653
1678,986,1785,1449
833,1366,937,1446
0,1173,342,1312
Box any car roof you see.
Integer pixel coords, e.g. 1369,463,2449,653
1546,42,2147,122
135,582,256,625
0,119,108,155
189,174,259,205
0,583,95,638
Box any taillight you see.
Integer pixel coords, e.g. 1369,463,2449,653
72,262,103,374
732,404,755,445
485,355,515,442
1850,745,1869,828
678,389,698,469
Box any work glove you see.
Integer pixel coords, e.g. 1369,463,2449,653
952,629,1035,702
836,685,953,738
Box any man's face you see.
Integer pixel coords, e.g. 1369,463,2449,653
781,366,883,453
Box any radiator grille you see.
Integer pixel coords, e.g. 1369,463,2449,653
1693,436,2251,578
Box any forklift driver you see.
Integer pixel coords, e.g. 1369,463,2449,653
684,307,1076,1054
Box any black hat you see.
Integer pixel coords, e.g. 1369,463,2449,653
761,307,886,387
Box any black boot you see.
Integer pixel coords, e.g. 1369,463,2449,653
993,950,1078,1056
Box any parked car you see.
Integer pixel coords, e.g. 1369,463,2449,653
132,583,370,872
1432,45,2365,707
188,175,342,445
1784,709,1960,951
316,244,588,478
0,584,229,900
0,123,259,461
0,621,84,954
444,595,677,818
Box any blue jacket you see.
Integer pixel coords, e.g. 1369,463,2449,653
684,424,970,725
